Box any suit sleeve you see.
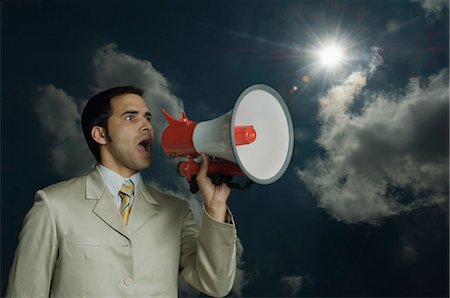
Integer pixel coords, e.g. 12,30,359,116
6,190,58,298
179,202,237,298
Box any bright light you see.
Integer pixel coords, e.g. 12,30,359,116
318,45,344,68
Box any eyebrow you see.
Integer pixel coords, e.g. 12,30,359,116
121,110,152,118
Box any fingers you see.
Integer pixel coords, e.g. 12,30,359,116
219,182,232,196
197,152,209,180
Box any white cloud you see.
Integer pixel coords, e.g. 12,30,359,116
385,18,419,35
34,43,185,176
92,43,184,138
35,85,94,176
412,0,449,19
297,48,449,224
281,275,307,296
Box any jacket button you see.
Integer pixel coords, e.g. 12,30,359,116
124,277,133,286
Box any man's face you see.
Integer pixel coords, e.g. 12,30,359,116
100,93,154,177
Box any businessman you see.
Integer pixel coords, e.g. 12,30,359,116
7,86,237,297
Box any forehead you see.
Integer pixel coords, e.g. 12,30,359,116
110,93,150,113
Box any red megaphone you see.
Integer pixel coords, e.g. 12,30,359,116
161,109,256,193
161,84,294,193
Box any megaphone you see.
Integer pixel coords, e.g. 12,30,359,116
161,84,294,193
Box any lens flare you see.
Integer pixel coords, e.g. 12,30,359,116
318,45,344,68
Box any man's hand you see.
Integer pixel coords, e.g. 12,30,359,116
196,153,231,222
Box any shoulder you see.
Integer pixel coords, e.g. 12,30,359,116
38,172,90,203
42,175,85,193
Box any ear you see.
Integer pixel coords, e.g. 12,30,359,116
91,126,108,145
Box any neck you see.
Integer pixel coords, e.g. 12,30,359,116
99,162,138,178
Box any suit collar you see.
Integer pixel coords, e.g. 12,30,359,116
127,183,159,233
96,164,141,199
86,168,159,205
85,168,106,200
138,181,159,206
85,169,159,238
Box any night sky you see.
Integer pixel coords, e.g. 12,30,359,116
1,0,449,297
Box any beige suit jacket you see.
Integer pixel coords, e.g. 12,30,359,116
7,169,237,297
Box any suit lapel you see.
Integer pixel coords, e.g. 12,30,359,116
127,182,159,235
85,169,131,241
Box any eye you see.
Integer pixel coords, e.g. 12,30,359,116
125,115,134,121
146,116,152,122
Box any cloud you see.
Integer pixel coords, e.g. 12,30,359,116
92,43,184,138
34,43,185,176
386,20,401,34
412,0,449,19
35,85,94,177
281,275,307,296
297,48,449,224
385,18,419,35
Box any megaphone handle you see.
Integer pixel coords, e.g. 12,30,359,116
188,179,200,194
179,157,254,194
178,158,244,180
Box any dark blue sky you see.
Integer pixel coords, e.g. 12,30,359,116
1,0,449,297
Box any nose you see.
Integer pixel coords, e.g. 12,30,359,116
141,117,153,133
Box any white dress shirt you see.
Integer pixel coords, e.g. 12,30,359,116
96,164,141,209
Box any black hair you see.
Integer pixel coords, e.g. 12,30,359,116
81,86,144,163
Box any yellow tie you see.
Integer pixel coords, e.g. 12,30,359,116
119,180,134,225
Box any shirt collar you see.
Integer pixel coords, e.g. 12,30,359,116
96,164,141,197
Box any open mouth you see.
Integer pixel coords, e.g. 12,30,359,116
137,139,151,155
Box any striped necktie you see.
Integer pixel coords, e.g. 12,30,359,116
119,180,134,225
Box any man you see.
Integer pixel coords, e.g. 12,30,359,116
7,86,237,297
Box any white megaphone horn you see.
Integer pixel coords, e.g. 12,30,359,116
161,84,294,193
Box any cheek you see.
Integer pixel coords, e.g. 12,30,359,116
109,129,134,149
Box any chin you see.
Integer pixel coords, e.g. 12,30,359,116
138,159,152,170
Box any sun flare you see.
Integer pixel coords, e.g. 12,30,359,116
318,45,344,68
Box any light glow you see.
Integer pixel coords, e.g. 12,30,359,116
318,45,344,68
